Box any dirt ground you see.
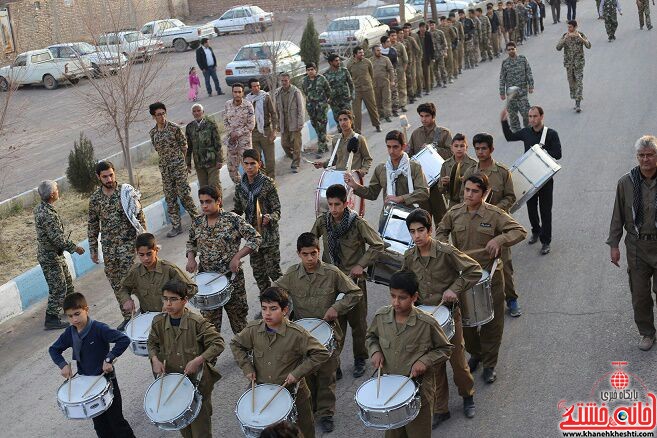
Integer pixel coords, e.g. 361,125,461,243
0,155,170,284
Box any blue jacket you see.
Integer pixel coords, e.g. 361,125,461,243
48,320,130,376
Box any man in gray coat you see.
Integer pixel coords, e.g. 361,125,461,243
274,72,305,173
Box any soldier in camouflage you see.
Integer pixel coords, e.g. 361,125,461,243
429,20,449,88
88,161,146,329
233,149,282,293
390,29,409,111
556,20,591,112
515,0,528,44
149,102,199,238
636,0,652,30
302,63,332,156
499,41,534,131
223,83,256,184
600,0,623,40
453,11,466,74
324,55,354,131
185,103,223,195
460,10,478,69
186,185,261,334
35,180,85,330
477,8,495,61
470,9,483,64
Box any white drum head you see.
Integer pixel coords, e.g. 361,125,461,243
479,270,491,284
196,272,229,296
356,375,416,409
295,318,332,346
236,384,293,427
125,312,158,341
416,305,450,325
319,169,347,189
144,374,195,422
58,374,107,403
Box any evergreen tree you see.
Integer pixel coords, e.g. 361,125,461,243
66,132,98,194
299,15,321,67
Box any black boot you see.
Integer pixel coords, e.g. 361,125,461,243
45,314,69,330
463,396,475,418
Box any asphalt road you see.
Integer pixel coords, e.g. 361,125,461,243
1,2,657,437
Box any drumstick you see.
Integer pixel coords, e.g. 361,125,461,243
81,357,118,398
376,366,381,399
258,381,286,414
156,360,167,412
309,319,325,333
301,156,316,165
204,267,240,286
251,379,256,413
384,375,412,405
163,372,187,405
130,309,135,339
431,299,445,316
67,362,73,401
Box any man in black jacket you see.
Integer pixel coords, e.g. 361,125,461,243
503,1,518,44
195,38,224,97
501,105,562,254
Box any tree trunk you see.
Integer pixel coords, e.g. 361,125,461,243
399,0,406,24
424,0,429,19
123,126,136,187
430,0,438,21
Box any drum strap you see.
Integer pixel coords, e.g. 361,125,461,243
327,133,360,168
539,126,548,147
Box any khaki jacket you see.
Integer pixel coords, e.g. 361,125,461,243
274,85,305,133
607,171,657,247
371,55,394,83
354,161,430,208
461,160,516,213
322,131,373,175
439,154,478,204
347,57,375,91
408,124,453,159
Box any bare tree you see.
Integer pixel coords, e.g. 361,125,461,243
399,0,407,24
0,81,22,198
72,2,175,187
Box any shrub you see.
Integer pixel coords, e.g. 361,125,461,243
66,132,98,194
299,15,321,67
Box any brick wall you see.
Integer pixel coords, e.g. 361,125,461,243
187,0,357,20
6,0,171,53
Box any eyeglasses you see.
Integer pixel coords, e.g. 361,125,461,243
637,153,657,159
161,297,182,303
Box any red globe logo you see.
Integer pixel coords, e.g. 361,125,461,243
610,370,630,390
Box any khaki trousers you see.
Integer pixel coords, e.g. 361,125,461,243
352,87,380,132
374,80,392,119
252,128,276,178
385,371,435,438
502,247,518,301
281,130,302,168
626,238,657,337
338,278,369,360
307,351,338,418
195,165,221,195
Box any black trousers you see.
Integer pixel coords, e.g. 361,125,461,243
526,178,554,244
566,0,577,20
92,378,135,438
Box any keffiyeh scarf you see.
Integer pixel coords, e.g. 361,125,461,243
120,184,145,234
630,166,657,234
325,207,358,266
246,91,267,135
238,172,266,224
385,152,414,197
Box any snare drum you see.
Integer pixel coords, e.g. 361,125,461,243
190,272,232,310
410,144,445,187
460,270,494,327
509,144,561,213
315,169,365,217
355,375,420,430
125,312,159,356
369,204,414,286
235,384,296,438
57,374,114,420
416,305,455,340
295,318,337,356
143,373,202,430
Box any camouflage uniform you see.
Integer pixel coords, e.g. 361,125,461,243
402,32,421,99
233,172,282,292
185,115,223,194
35,201,77,316
186,211,261,333
637,0,652,29
556,31,591,102
461,17,477,69
88,183,146,318
472,15,482,63
499,54,534,132
392,41,408,108
371,55,394,119
323,66,354,126
302,74,332,153
515,2,527,43
223,99,256,184
151,121,199,229
601,0,622,39
430,28,449,87
439,22,458,81
479,13,494,61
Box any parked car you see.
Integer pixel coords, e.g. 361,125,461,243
224,41,303,90
406,0,474,18
373,4,423,27
140,19,216,52
318,16,389,58
0,49,88,91
211,5,274,35
97,31,164,61
48,42,127,77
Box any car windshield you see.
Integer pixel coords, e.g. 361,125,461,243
234,45,272,61
327,19,359,31
73,43,96,55
124,32,142,43
251,6,266,14
374,7,399,16
408,0,424,5
170,19,184,27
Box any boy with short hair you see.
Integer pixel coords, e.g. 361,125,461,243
48,293,135,438
230,287,330,438
118,232,197,314
148,280,225,438
366,271,453,438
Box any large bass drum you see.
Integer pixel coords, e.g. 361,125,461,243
509,144,561,213
315,169,365,217
410,144,445,187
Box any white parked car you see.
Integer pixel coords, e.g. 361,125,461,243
406,0,474,18
0,49,88,91
224,41,303,90
97,31,164,61
140,19,216,52
48,42,127,77
319,16,389,58
373,4,423,27
211,5,274,35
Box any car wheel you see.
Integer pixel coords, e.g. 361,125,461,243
0,77,8,92
43,74,58,90
173,38,188,52
190,41,200,50
69,77,80,85
245,24,256,34
260,24,266,32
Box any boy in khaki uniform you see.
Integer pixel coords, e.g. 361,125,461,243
439,134,478,208
402,208,482,428
148,280,225,438
310,184,385,378
230,287,330,438
437,173,526,384
460,133,520,317
118,233,197,314
273,232,362,433
366,270,453,438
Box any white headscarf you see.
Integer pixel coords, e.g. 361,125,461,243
385,152,413,197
